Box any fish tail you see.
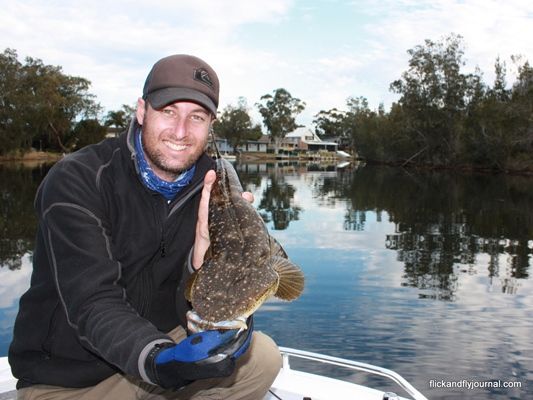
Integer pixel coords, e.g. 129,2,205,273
271,256,305,301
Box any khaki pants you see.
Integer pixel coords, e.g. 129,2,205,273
17,327,281,400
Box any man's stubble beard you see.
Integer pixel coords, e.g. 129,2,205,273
141,124,208,178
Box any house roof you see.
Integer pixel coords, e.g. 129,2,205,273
286,126,316,139
285,127,338,146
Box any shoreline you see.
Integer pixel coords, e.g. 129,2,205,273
0,151,63,168
0,151,63,163
3,150,533,177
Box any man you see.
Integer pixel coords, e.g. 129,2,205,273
9,54,281,399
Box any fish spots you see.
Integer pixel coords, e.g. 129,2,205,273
189,158,304,323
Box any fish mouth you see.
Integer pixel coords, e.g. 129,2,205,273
186,310,248,333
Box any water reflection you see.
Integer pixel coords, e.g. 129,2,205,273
308,165,532,298
2,161,532,299
257,176,301,230
0,163,51,270
1,160,532,398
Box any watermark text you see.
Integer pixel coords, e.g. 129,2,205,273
429,378,522,391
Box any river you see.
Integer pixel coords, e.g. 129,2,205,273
0,160,531,399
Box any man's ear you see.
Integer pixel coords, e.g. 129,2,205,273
136,98,146,125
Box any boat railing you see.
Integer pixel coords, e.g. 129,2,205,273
278,347,428,400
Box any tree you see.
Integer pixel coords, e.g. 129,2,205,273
104,104,135,131
508,58,533,168
256,88,305,153
313,108,347,139
213,98,262,152
344,96,391,161
0,49,27,154
0,48,101,155
71,119,107,149
390,34,472,164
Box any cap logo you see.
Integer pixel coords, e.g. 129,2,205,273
194,68,214,88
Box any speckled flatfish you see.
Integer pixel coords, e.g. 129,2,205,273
185,154,304,331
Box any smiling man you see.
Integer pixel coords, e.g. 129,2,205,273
9,54,281,400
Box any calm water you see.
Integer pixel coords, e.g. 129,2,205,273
1,161,532,399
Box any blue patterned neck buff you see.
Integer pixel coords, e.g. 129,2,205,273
134,130,196,201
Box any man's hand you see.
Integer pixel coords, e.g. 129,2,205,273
143,321,254,389
192,170,254,270
192,171,216,269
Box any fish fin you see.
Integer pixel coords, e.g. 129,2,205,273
271,256,305,301
185,271,198,302
269,235,288,258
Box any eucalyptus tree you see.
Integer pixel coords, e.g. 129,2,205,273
508,58,533,169
213,98,262,152
313,107,347,139
390,34,473,164
0,48,101,155
256,88,305,153
0,48,25,154
72,119,108,149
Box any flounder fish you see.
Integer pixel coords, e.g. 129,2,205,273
185,156,304,332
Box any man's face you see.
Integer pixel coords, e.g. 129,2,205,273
136,99,212,181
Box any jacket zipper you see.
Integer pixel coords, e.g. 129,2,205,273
159,181,204,258
160,237,166,258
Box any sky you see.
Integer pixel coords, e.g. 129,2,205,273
1,0,533,127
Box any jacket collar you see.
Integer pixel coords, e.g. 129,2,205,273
122,116,216,195
126,116,139,158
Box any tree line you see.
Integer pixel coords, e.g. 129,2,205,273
2,34,532,173
314,34,533,172
0,48,134,155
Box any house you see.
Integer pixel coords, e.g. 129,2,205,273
211,128,352,159
237,137,269,153
210,136,268,154
281,127,338,152
322,135,352,150
211,137,233,153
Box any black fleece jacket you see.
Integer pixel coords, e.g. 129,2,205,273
8,119,216,389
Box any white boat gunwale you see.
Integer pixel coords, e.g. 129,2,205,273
277,346,428,400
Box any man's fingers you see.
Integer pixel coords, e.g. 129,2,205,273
202,170,216,197
241,191,254,203
198,170,216,225
193,170,216,269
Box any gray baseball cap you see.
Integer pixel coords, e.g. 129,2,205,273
142,54,219,115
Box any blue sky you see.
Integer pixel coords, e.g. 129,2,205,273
1,0,532,126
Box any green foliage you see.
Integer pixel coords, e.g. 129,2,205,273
312,34,533,172
0,48,101,155
313,108,347,138
389,33,473,164
256,88,305,151
3,39,533,172
213,98,262,152
71,119,108,149
104,104,135,131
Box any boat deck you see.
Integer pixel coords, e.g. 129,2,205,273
0,348,428,400
0,357,15,400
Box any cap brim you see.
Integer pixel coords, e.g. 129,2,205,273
145,87,217,115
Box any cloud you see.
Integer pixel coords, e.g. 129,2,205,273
0,0,295,114
358,0,533,81
0,254,32,308
1,0,532,126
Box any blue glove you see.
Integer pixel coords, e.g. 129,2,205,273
144,317,253,389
